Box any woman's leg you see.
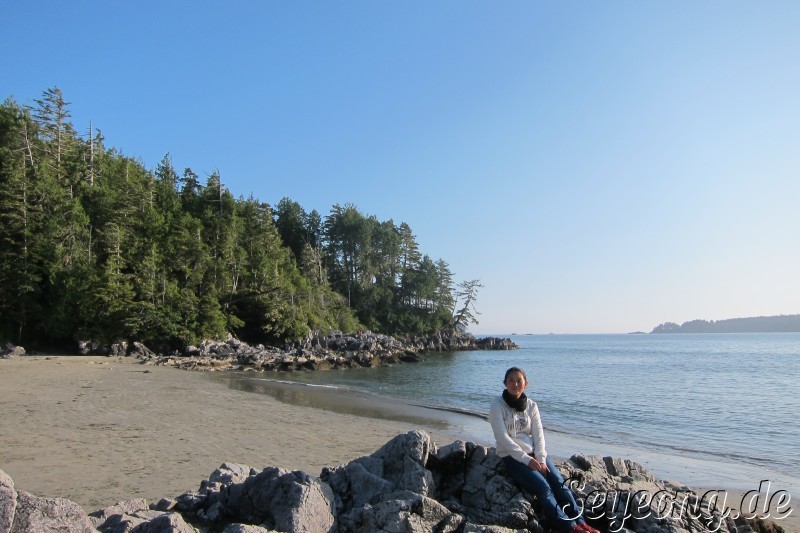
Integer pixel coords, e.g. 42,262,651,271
543,456,586,524
502,456,577,531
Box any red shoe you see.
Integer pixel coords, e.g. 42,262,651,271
577,522,601,533
568,526,583,533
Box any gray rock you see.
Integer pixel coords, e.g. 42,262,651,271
338,491,460,533
431,440,468,502
0,470,16,533
370,430,435,497
183,346,199,357
110,342,128,357
130,342,157,360
0,344,25,359
130,512,196,533
321,459,393,511
173,491,205,513
152,498,178,512
223,468,335,532
10,490,94,533
201,462,256,490
220,525,275,533
90,498,150,529
94,510,160,533
461,524,528,533
78,340,110,355
91,498,149,519
93,508,196,533
461,454,533,530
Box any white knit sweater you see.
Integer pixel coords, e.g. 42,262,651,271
489,394,547,464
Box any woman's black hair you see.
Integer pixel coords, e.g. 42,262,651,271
503,366,527,384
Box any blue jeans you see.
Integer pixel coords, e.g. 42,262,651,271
502,455,584,531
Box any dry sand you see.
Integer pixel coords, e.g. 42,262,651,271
0,356,464,511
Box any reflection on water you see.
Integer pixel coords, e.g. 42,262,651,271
211,372,458,430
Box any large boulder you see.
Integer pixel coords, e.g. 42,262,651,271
369,430,436,496
438,441,539,530
130,342,157,360
10,490,94,533
335,490,462,533
0,470,17,533
321,431,435,513
110,342,128,357
225,468,336,531
183,465,335,532
322,431,537,532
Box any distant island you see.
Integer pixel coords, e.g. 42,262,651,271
651,314,800,333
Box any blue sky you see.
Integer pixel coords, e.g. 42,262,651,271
4,1,799,334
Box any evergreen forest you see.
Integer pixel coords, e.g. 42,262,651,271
0,88,480,350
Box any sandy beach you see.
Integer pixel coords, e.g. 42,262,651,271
0,356,467,511
1,355,796,531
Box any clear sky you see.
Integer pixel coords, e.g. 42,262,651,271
3,1,799,334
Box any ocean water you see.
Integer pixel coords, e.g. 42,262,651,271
220,333,800,488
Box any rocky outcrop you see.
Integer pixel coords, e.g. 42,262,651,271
131,331,518,373
7,490,95,533
0,431,786,532
79,341,107,356
474,337,517,350
0,470,16,533
0,344,25,359
404,333,517,353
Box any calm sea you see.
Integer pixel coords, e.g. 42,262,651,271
219,333,800,488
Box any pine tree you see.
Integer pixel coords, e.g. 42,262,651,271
0,98,44,342
27,87,77,193
452,279,483,332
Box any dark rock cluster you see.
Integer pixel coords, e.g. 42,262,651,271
76,331,517,372
0,431,784,532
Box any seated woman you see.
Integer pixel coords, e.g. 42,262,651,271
490,366,599,533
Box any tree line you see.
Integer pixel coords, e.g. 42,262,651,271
651,314,800,333
0,88,481,350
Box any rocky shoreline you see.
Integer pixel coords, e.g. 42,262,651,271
0,431,782,533
38,331,518,373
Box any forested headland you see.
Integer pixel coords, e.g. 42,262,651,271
651,314,800,333
0,88,480,351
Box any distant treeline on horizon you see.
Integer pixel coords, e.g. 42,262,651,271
651,314,800,333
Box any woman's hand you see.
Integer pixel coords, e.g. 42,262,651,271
527,457,549,475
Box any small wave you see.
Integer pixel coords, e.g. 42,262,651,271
619,437,775,470
409,403,490,421
273,380,342,390
230,375,344,390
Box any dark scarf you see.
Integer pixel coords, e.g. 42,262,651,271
502,390,528,412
